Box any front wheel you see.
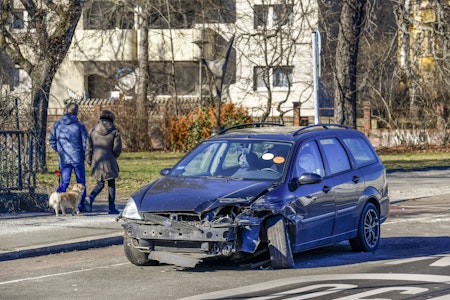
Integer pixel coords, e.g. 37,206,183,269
350,202,380,252
123,237,158,266
266,216,294,269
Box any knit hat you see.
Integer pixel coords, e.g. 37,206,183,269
99,110,115,122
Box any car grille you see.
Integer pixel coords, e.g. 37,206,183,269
142,212,201,223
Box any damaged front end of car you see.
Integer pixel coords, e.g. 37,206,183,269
119,195,274,268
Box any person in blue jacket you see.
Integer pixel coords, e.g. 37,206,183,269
49,102,89,211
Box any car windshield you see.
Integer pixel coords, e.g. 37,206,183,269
170,140,292,181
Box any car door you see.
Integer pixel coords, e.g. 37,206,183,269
289,140,336,252
318,137,365,238
339,135,383,231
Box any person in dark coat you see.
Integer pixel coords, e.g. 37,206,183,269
49,102,88,211
85,110,122,214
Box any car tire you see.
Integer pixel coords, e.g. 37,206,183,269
123,237,158,266
350,202,380,252
266,215,295,269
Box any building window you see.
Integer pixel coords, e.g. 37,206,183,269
148,4,195,29
12,68,20,87
10,9,34,31
254,4,294,29
201,0,236,24
151,62,199,95
86,1,134,29
254,67,267,90
273,67,293,88
11,10,25,30
87,74,113,99
254,66,293,90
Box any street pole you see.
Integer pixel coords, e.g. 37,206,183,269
312,31,321,124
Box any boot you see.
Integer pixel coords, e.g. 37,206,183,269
108,183,119,214
78,199,87,212
85,196,93,213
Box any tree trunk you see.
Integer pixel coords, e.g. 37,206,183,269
32,79,51,173
334,0,366,128
135,7,150,150
31,3,84,172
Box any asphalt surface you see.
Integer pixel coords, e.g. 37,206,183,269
1,168,450,262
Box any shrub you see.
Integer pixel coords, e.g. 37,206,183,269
169,103,253,151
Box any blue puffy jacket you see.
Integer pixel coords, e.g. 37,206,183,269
49,114,88,165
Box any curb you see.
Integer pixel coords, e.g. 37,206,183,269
0,234,123,262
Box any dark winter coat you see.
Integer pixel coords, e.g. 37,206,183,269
49,114,88,165
86,119,122,181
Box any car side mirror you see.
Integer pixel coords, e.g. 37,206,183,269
160,168,171,176
298,173,322,185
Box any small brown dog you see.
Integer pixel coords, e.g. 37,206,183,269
48,183,85,216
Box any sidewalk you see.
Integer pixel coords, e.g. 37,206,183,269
0,202,125,261
1,168,450,262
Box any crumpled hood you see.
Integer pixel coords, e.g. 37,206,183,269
132,176,275,213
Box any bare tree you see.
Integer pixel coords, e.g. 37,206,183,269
347,1,400,130
394,0,450,132
133,1,150,150
333,0,367,128
0,0,83,171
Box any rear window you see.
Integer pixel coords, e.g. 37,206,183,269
319,138,351,175
342,136,378,166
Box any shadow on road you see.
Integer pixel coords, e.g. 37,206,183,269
186,236,450,271
294,236,450,269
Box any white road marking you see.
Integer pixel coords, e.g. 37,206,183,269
334,286,428,300
0,262,128,286
384,257,434,265
248,284,357,300
178,274,450,300
384,253,450,267
0,268,92,285
430,254,450,267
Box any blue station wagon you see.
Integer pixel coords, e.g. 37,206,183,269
118,123,389,269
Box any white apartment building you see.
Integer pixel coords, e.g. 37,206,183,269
8,1,320,123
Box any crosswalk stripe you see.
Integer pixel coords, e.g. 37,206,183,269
430,255,450,267
384,257,433,265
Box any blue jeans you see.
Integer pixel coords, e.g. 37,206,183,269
57,163,87,205
89,179,116,211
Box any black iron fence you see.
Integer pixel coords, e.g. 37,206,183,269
0,130,37,193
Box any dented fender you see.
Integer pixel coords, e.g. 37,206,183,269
236,215,265,253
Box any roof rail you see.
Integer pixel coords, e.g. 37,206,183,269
293,124,349,136
218,122,284,134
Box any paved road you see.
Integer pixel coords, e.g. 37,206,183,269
0,194,449,299
1,168,449,262
0,169,450,299
387,168,450,201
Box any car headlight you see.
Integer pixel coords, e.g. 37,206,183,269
122,197,143,220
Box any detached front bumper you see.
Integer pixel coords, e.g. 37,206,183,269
122,219,262,255
123,222,234,242
122,221,238,256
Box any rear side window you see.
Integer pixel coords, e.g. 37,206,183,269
319,138,351,175
342,137,378,166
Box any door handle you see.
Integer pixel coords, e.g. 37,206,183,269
352,176,360,183
322,185,331,193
